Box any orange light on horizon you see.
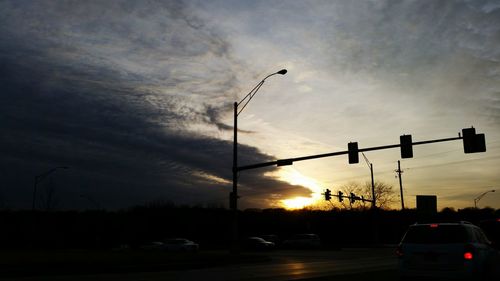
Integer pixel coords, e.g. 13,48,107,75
281,196,316,210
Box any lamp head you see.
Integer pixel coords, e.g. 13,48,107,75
276,69,287,75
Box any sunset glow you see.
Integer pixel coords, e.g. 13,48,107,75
276,168,324,209
281,196,315,210
276,168,323,193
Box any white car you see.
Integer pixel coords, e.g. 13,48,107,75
396,221,497,280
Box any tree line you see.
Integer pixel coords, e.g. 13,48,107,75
1,204,498,250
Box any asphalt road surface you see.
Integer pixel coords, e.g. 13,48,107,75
3,248,398,281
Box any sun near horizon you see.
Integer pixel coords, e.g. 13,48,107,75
276,168,324,210
281,196,317,210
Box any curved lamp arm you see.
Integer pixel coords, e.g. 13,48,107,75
237,69,287,115
474,189,495,208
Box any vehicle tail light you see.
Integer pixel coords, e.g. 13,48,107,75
464,244,474,260
430,223,439,228
464,252,473,260
396,245,404,257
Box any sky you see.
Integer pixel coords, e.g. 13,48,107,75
1,0,499,210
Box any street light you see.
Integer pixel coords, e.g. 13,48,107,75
231,69,287,253
32,166,69,211
474,189,495,208
361,153,376,209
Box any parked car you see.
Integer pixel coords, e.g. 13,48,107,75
396,221,497,280
259,234,279,244
162,238,199,252
138,241,165,250
139,238,199,252
243,237,275,251
282,233,321,249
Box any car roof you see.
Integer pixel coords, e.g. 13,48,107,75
411,221,477,227
164,238,190,241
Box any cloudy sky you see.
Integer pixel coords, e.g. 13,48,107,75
1,0,499,210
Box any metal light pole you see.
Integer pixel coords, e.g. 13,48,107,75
32,166,69,211
231,69,287,253
361,153,376,209
474,189,495,208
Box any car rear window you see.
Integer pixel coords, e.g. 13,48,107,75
402,225,471,244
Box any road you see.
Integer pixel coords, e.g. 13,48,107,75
4,248,398,281
159,250,396,281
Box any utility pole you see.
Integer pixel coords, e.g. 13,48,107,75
395,160,405,210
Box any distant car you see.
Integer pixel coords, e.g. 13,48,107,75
396,221,497,280
282,234,321,249
162,238,199,252
259,234,279,244
139,241,165,250
243,237,275,251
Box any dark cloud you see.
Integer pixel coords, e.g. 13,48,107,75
0,0,310,209
203,104,234,131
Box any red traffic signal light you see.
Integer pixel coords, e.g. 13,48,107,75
348,142,359,164
400,134,413,158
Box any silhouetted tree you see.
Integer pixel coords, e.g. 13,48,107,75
441,207,456,214
337,181,397,210
338,181,364,209
363,181,397,209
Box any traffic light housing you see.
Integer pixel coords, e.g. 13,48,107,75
338,191,344,202
350,192,356,204
348,142,359,164
462,127,486,153
324,189,331,201
400,134,413,158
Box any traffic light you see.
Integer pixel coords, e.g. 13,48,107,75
324,189,331,201
400,134,413,158
350,192,356,204
338,191,344,202
348,142,359,164
462,127,486,153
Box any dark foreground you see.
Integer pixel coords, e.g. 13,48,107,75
0,248,396,280
1,248,498,281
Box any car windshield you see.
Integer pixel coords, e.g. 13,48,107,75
402,225,470,244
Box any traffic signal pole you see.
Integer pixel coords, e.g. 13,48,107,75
238,135,463,172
